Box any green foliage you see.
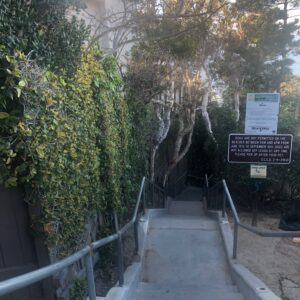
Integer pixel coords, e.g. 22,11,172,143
188,103,239,179
127,43,169,102
189,89,300,211
274,88,300,206
69,278,86,300
126,96,153,198
0,0,89,75
0,45,139,256
145,19,199,59
136,1,213,60
94,55,128,212
217,0,299,98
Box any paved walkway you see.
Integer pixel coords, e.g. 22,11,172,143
132,188,244,300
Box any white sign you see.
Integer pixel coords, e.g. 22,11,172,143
245,93,280,135
250,165,267,179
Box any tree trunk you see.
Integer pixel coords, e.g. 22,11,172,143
162,128,194,187
150,145,158,182
150,101,173,182
162,109,196,187
202,89,216,141
202,65,216,140
234,90,240,122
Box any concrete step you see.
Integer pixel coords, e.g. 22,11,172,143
143,214,232,286
149,214,217,230
168,200,204,216
132,283,243,300
134,199,242,300
173,187,203,202
138,282,238,292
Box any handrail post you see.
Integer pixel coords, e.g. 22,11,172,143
214,187,217,210
158,189,161,207
85,251,97,300
203,189,207,212
206,187,209,210
233,220,238,259
142,181,146,214
203,178,208,212
164,189,166,208
222,189,226,218
117,233,124,286
113,211,124,286
134,218,139,255
152,182,154,206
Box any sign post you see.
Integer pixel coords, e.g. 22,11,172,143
228,134,293,164
245,93,280,135
227,93,293,227
250,165,267,179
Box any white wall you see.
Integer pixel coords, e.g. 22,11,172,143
82,0,134,61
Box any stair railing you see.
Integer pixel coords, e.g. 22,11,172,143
0,177,166,300
205,175,300,259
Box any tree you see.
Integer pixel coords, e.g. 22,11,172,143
161,67,201,186
124,1,231,184
125,43,172,181
85,0,229,55
213,0,300,121
143,1,231,184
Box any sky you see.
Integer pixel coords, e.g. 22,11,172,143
291,54,300,75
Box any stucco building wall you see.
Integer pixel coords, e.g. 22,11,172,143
82,0,134,60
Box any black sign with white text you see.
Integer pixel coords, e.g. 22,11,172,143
228,134,293,164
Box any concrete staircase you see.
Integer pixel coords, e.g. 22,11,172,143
131,188,244,300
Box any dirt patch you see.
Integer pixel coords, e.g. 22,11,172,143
228,212,300,300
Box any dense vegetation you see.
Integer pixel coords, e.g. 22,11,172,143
0,0,152,257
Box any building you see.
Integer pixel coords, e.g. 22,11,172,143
82,0,136,61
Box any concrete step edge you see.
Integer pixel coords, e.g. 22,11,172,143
132,289,244,300
137,281,238,291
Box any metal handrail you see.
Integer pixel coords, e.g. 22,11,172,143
144,177,164,193
0,177,165,299
205,176,300,259
205,174,209,188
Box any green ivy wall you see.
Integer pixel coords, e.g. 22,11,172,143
0,46,150,256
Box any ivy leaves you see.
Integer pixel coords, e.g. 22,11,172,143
0,43,152,257
0,0,89,76
0,112,10,119
0,46,137,256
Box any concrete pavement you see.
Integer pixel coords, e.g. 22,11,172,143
132,188,244,300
